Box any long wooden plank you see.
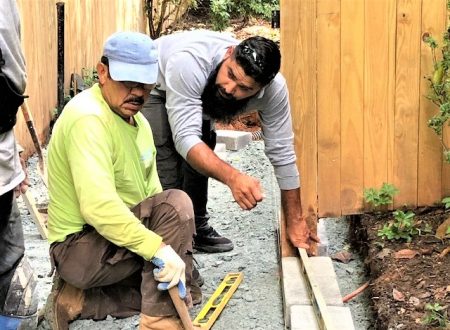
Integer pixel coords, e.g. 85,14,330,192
393,0,422,207
418,0,447,206
317,0,341,217
363,0,393,198
22,190,48,240
281,0,318,238
298,248,334,330
340,0,365,215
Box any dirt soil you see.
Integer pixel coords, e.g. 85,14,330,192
351,208,450,329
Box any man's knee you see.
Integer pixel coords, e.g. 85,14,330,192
164,189,195,225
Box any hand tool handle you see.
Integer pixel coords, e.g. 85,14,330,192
169,286,194,330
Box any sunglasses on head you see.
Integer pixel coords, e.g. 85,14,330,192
242,45,263,69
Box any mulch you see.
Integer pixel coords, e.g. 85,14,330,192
350,207,450,329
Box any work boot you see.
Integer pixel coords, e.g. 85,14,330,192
192,265,204,287
139,313,183,330
184,264,202,308
194,216,233,253
43,275,84,330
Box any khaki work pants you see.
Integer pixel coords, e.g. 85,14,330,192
50,189,195,319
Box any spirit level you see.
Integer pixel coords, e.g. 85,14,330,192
193,272,243,329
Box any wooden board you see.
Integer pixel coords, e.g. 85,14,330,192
418,0,447,206
393,0,422,207
281,0,318,228
21,190,48,240
317,0,341,217
340,0,365,215
363,0,394,196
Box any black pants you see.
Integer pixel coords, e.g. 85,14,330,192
0,189,25,310
141,93,216,226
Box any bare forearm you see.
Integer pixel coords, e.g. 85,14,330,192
281,188,319,250
186,142,263,210
185,142,239,186
281,188,302,224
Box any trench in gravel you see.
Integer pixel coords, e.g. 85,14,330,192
20,141,374,329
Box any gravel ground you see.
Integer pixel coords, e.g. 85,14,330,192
19,140,373,329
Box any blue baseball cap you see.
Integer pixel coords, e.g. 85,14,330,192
102,31,158,84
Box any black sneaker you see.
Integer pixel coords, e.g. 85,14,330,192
194,225,234,253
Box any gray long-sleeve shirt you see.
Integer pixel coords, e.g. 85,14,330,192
154,30,300,190
0,0,27,195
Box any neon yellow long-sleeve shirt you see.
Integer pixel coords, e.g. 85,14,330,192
47,83,163,261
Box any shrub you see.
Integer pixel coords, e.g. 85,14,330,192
377,210,419,242
423,2,450,164
209,0,279,31
363,183,399,208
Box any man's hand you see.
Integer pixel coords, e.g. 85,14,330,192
287,217,320,252
14,153,29,197
151,244,186,298
227,172,264,210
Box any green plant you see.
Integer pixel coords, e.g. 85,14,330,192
81,68,98,88
443,196,450,209
422,303,448,328
209,0,279,31
377,210,419,242
210,0,230,31
364,183,399,208
423,2,450,163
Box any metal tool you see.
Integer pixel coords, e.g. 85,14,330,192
193,272,243,329
298,248,334,330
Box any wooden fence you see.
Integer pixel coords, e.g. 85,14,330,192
280,0,450,219
14,0,187,157
13,0,450,220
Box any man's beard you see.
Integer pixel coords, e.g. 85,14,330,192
201,62,251,124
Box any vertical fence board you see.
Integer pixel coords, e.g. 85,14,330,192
363,0,393,192
15,0,57,155
340,0,364,214
317,0,341,217
418,0,447,205
444,128,450,196
393,0,422,207
280,0,318,233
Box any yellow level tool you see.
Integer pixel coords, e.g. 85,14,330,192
193,272,243,329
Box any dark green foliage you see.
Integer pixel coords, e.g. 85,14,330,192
377,210,419,242
363,183,399,208
210,0,279,31
423,2,450,163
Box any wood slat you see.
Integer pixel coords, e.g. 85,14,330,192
340,0,365,215
317,0,341,217
393,0,422,207
363,0,393,195
281,0,318,236
418,0,447,205
443,128,450,196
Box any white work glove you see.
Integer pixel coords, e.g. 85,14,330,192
151,245,186,298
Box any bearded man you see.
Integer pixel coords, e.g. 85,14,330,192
141,30,318,259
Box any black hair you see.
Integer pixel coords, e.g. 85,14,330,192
234,36,281,86
101,56,109,66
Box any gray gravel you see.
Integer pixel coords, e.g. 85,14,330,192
20,140,373,329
